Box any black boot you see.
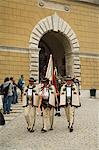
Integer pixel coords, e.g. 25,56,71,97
29,129,34,132
41,112,43,116
69,126,73,132
27,127,30,131
55,113,58,116
57,112,61,116
68,121,70,129
41,128,47,133
49,128,53,131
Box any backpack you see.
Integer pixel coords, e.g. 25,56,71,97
18,79,23,90
0,112,5,125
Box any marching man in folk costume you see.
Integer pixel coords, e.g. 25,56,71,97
24,77,39,132
39,77,57,133
60,75,81,132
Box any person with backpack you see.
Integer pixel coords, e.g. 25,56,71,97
2,77,10,114
12,79,18,104
18,75,25,101
8,77,14,111
2,77,14,114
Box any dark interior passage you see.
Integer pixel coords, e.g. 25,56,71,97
39,31,71,81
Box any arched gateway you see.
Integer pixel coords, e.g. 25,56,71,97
29,13,81,82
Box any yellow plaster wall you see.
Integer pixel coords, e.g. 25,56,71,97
0,50,29,84
0,0,99,89
81,57,99,89
0,0,99,50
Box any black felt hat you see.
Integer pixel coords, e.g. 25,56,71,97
41,77,49,83
29,77,35,82
65,75,73,81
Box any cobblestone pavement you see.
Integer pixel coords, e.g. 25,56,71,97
0,98,98,150
0,100,24,130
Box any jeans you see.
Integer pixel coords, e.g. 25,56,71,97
3,95,13,113
3,95,9,113
13,91,18,104
9,96,13,111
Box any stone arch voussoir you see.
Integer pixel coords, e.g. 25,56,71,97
29,13,81,81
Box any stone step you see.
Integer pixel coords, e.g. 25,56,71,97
4,116,15,121
0,99,24,130
3,101,23,125
11,109,23,113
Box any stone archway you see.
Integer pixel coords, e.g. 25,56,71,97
29,13,81,81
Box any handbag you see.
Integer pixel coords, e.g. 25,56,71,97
0,112,5,125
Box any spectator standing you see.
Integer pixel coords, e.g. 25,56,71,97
2,77,10,114
12,79,18,104
8,77,14,112
18,75,25,101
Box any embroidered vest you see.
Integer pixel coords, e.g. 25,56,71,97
27,85,35,106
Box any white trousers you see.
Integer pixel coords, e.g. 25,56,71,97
64,105,75,128
24,105,36,130
42,107,54,130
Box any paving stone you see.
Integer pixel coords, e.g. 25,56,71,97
0,98,98,150
0,100,24,128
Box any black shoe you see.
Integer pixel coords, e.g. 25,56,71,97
41,128,44,131
57,113,61,116
69,127,73,132
49,127,53,131
10,109,12,111
27,127,30,131
68,122,70,129
55,113,58,116
41,128,47,133
7,112,10,114
41,112,43,116
3,112,6,114
29,129,34,132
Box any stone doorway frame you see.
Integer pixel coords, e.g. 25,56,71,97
29,13,81,82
